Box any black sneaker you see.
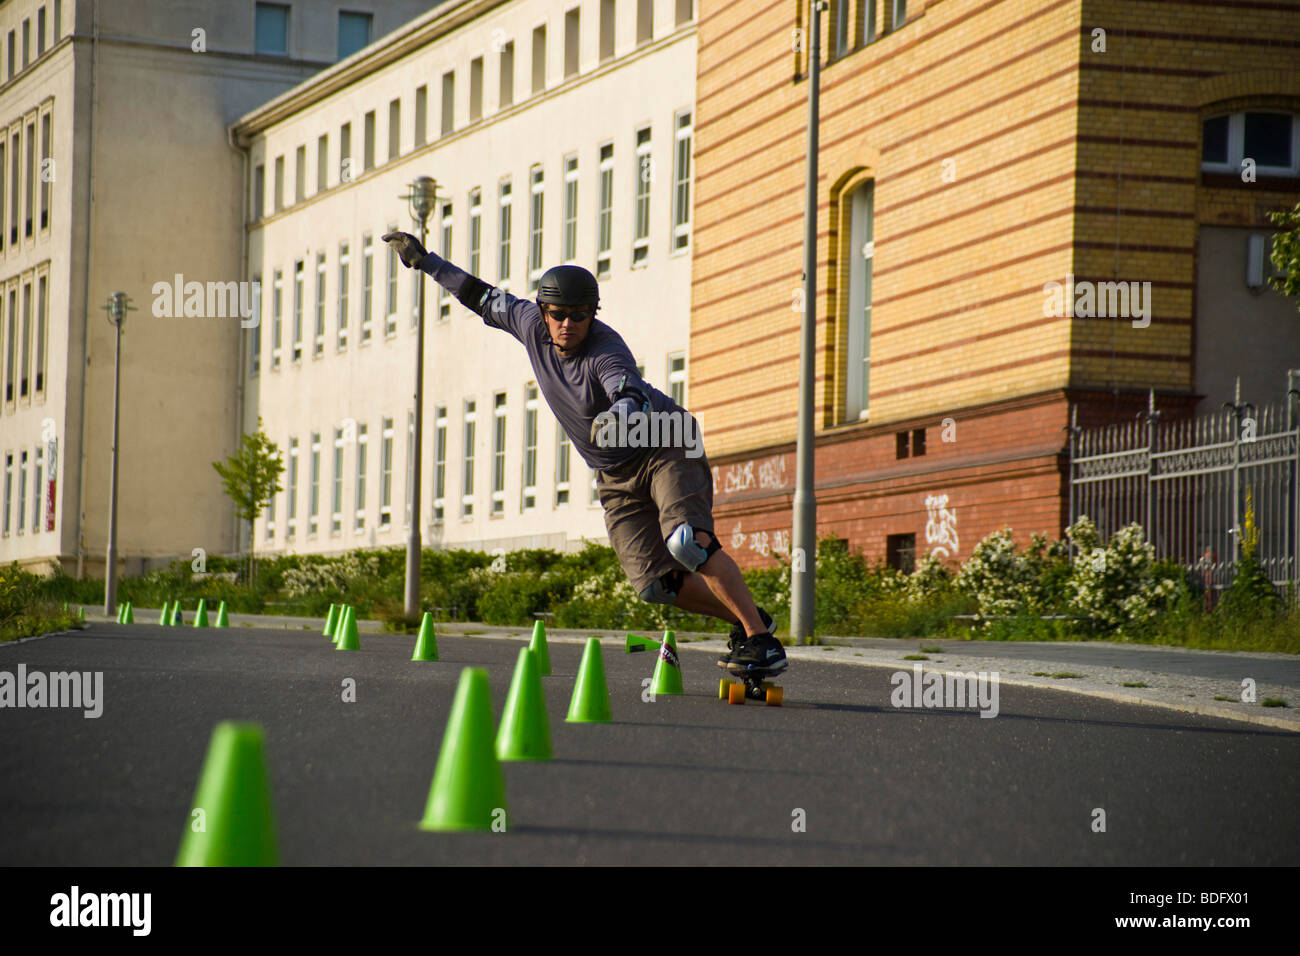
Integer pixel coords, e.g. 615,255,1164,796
721,607,774,660
726,633,787,674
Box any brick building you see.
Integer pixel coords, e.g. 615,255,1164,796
691,0,1300,571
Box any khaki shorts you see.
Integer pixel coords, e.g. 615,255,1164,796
596,443,714,596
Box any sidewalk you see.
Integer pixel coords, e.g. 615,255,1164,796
68,607,1299,732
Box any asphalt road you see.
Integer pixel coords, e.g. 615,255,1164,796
2,623,1297,865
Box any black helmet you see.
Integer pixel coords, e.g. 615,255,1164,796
536,265,599,308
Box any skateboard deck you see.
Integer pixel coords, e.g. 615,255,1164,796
717,660,785,706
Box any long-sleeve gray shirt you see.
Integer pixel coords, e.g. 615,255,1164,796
417,251,680,470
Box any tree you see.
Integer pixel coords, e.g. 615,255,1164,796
212,417,284,586
1267,200,1300,311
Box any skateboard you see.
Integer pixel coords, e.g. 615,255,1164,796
717,661,785,706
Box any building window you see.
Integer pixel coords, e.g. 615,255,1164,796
361,233,373,342
597,142,614,278
273,154,284,213
1202,111,1298,176
9,130,17,246
292,259,304,362
834,0,848,58
895,432,909,460
600,0,615,62
0,140,5,250
314,252,326,357
637,0,653,44
309,432,321,536
4,289,13,402
564,7,580,78
529,165,545,291
462,400,477,518
254,163,264,220
886,533,916,574
913,428,926,456
250,274,262,376
3,454,11,534
39,113,51,231
287,437,299,539
254,3,289,56
492,392,508,515
498,179,513,284
19,282,30,397
415,85,428,148
441,71,455,137
17,450,26,533
668,353,686,406
271,268,283,370
339,122,352,183
469,188,482,275
865,0,877,42
439,202,453,322
673,109,692,251
332,428,344,534
532,25,546,94
337,242,350,349
317,134,328,193
386,222,398,335
633,127,651,265
32,447,41,532
500,40,514,109
388,98,401,162
380,416,393,527
35,274,46,392
563,154,579,262
555,426,570,506
37,8,46,56
363,110,375,171
338,11,371,60
294,144,306,204
470,56,484,123
6,32,12,81
54,1,62,44
845,181,873,420
522,384,538,510
355,423,368,531
433,406,447,522
890,0,907,30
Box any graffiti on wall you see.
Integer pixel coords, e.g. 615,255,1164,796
728,522,791,558
925,494,958,559
712,455,788,497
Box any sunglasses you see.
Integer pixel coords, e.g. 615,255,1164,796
542,307,594,324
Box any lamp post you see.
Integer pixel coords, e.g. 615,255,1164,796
402,176,438,618
102,292,134,616
791,0,826,644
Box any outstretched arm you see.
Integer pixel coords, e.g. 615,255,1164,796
383,231,535,339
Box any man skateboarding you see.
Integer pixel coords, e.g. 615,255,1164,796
382,230,786,674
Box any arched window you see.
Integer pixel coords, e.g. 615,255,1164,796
845,180,874,420
1201,110,1298,176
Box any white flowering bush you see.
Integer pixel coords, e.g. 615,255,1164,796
901,554,954,604
281,552,380,599
955,529,1037,621
1065,517,1181,635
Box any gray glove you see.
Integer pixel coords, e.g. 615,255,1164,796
382,231,427,268
589,397,644,449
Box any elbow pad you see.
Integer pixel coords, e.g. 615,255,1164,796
456,276,495,316
613,374,649,412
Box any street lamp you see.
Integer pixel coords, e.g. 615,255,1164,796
102,291,135,616
401,176,438,619
792,0,827,644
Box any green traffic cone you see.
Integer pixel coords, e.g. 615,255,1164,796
421,668,507,832
123,602,134,624
497,647,551,761
215,601,230,628
194,599,209,628
412,612,438,661
79,605,85,621
323,604,338,638
528,619,551,676
650,630,683,696
171,603,183,626
116,604,125,624
175,722,278,866
566,638,612,723
159,601,171,626
335,606,360,651
332,606,346,645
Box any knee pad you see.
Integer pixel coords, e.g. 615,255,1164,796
666,523,721,572
638,569,684,605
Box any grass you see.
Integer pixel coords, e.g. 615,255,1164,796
1261,698,1288,708
920,645,943,653
902,654,930,660
1051,672,1083,679
1213,695,1234,701
1122,681,1149,688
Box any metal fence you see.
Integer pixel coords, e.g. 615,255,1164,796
1068,380,1300,595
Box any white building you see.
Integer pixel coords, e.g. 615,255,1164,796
0,0,446,576
231,0,698,556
